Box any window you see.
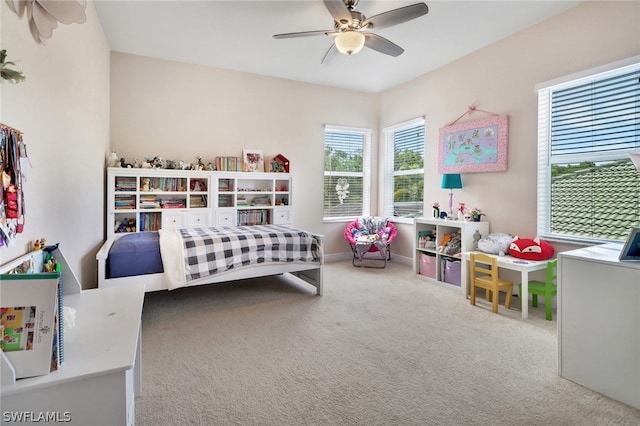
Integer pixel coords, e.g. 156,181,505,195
323,125,371,220
537,58,640,243
383,117,425,221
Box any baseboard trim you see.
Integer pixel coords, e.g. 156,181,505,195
325,252,412,266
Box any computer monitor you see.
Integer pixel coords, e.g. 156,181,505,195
619,227,640,261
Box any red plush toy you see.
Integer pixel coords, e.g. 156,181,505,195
508,236,555,261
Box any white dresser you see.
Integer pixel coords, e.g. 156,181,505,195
1,284,145,425
558,243,640,409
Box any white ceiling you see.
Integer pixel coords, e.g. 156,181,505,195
93,0,582,93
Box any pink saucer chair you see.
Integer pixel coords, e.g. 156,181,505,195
344,217,398,268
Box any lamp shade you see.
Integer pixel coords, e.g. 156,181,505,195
335,31,365,55
441,174,462,190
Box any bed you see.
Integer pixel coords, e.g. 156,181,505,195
96,225,324,295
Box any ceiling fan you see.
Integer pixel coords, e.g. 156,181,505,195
273,0,429,64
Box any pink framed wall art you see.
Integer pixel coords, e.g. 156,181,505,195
438,114,509,173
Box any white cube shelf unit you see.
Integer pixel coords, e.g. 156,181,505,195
413,217,490,288
107,168,294,237
107,167,212,238
213,172,292,226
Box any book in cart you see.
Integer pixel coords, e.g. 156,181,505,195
0,272,61,379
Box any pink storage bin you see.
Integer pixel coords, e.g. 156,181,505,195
419,253,437,278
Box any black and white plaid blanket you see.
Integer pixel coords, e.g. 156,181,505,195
159,225,319,288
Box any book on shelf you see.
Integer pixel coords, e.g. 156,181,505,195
115,177,136,191
115,195,136,209
218,195,233,207
146,177,187,192
160,198,186,208
237,209,270,226
215,156,243,172
218,179,233,192
189,195,207,208
251,196,271,206
140,212,161,231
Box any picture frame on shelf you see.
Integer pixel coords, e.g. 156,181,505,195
438,114,509,174
242,149,264,173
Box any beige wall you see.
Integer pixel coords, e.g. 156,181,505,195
380,0,640,258
111,1,640,262
1,1,638,286
109,52,379,256
1,1,110,287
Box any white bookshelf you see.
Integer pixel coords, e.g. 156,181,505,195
212,172,292,226
413,217,490,288
107,167,212,238
107,168,294,235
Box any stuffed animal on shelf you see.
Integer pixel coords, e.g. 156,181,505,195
115,220,127,233
124,218,136,232
106,151,119,167
115,219,135,233
509,236,555,260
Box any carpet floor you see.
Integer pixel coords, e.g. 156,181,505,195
136,260,640,425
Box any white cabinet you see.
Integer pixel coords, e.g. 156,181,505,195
188,211,210,227
107,167,212,238
213,172,292,226
413,218,490,288
161,210,187,229
215,210,236,226
273,208,292,225
161,210,211,229
558,243,640,410
1,284,145,426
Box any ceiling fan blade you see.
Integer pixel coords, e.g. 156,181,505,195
363,3,428,30
323,0,352,25
321,43,339,65
273,30,332,39
364,33,404,57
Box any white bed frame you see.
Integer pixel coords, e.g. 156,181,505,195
96,234,324,295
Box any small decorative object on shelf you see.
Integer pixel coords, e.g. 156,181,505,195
269,154,290,173
470,207,485,222
473,230,482,249
432,202,440,218
457,202,466,221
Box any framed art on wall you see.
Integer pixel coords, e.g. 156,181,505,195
438,114,509,173
242,149,264,172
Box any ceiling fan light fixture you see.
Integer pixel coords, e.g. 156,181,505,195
335,31,365,55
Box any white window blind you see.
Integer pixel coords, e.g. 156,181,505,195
323,125,371,220
537,59,640,242
383,117,425,220
550,70,639,158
